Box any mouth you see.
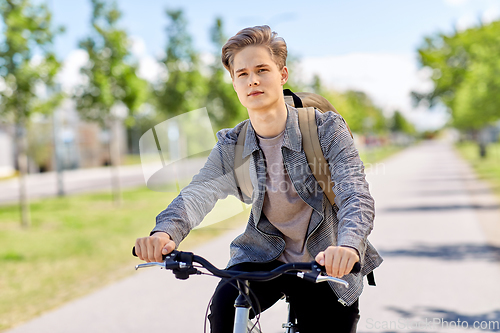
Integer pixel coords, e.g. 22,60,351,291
248,91,263,97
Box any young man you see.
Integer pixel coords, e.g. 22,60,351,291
135,25,382,332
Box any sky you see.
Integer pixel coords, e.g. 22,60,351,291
44,0,500,131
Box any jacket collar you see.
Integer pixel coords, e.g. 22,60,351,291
242,104,302,158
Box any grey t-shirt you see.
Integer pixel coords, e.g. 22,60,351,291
257,130,314,263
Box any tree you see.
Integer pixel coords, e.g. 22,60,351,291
390,110,415,134
155,9,206,118
310,74,389,135
75,0,148,204
0,0,63,227
205,17,246,130
414,20,500,156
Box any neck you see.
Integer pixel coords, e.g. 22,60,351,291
247,99,288,138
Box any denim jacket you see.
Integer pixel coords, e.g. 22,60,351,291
152,105,383,306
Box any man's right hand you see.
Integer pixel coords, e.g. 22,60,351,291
135,232,176,262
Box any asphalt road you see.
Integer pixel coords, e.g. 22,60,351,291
5,139,500,333
0,158,206,205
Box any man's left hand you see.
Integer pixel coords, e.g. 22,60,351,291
315,246,360,278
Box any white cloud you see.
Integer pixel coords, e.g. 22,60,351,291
299,53,447,131
56,49,88,93
482,5,500,23
456,13,479,31
130,35,167,83
443,0,471,6
137,56,167,83
130,36,147,57
413,105,451,131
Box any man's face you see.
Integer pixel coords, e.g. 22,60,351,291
232,45,288,112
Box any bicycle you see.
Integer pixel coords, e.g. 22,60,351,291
132,247,361,333
132,247,360,332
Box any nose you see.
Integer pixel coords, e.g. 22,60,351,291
248,73,259,87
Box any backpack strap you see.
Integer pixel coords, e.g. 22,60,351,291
234,121,253,200
298,107,336,206
284,88,303,107
367,271,376,286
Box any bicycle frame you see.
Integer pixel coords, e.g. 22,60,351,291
282,296,298,333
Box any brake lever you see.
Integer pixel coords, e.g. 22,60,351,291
296,270,349,288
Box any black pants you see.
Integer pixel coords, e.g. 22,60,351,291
208,260,360,333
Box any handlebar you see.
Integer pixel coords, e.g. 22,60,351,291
132,247,361,288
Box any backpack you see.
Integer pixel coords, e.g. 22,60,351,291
234,88,353,206
234,89,377,286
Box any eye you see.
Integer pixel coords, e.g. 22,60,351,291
258,68,267,73
238,72,247,77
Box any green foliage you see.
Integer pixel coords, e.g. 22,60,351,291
154,9,206,118
310,75,388,134
0,0,63,124
415,20,500,130
205,17,246,130
74,0,148,127
390,110,416,134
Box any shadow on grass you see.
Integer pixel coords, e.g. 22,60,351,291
382,203,500,213
412,188,494,196
378,243,500,262
413,177,477,182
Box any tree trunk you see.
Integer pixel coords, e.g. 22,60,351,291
478,127,488,159
479,142,487,158
52,110,65,196
109,118,122,206
15,123,31,228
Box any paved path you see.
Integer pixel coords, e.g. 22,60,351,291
5,139,500,333
359,139,500,333
0,159,206,205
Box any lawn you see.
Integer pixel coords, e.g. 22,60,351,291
454,140,500,197
0,187,249,331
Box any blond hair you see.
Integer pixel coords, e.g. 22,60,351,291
221,25,287,78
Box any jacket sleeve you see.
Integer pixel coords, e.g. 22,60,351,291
150,126,243,247
316,111,375,262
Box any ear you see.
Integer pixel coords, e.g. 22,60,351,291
280,66,289,86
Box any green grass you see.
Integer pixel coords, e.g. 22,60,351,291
359,144,407,164
0,187,249,331
454,141,500,197
122,154,142,165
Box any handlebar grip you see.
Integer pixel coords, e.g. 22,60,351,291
315,261,361,274
132,246,170,261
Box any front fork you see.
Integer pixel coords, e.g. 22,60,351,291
233,282,300,333
233,280,251,333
